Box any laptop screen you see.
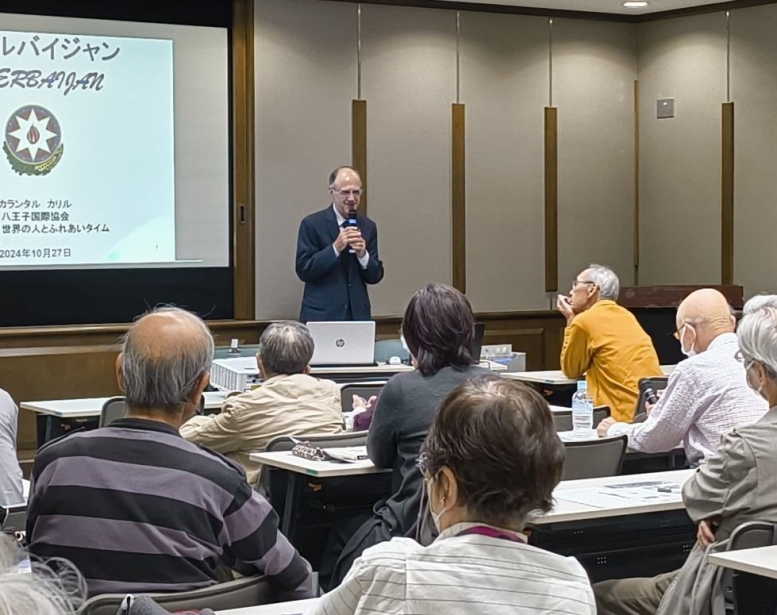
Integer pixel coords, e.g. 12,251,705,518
472,323,485,361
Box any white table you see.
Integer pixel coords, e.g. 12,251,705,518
22,391,228,445
219,598,318,615
535,468,693,525
709,545,777,581
254,445,692,533
709,545,777,614
504,365,676,386
249,449,387,479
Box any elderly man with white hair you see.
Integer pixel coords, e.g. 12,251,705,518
557,264,661,422
595,289,768,465
27,307,314,599
595,303,777,615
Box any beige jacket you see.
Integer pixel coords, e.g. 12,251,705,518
181,373,344,486
657,406,777,615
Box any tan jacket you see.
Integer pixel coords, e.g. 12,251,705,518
657,406,777,615
181,373,344,486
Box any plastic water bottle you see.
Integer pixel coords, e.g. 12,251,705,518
227,338,242,357
571,380,594,432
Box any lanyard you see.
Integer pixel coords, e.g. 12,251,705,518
456,525,526,543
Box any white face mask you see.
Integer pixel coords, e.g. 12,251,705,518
745,361,766,399
426,476,451,532
678,324,697,357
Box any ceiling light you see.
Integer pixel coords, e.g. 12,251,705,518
623,1,649,6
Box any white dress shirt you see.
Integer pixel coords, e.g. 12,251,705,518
307,522,595,615
332,204,370,269
0,388,24,506
606,332,768,465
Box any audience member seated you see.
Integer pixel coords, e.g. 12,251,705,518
26,307,314,599
596,289,768,465
327,283,491,587
0,389,23,507
557,264,661,422
594,303,777,615
311,376,595,615
181,321,343,485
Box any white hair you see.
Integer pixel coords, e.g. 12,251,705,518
737,305,777,379
743,294,777,315
0,536,85,615
582,264,620,301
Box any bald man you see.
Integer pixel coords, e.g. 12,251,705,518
295,166,384,322
596,289,768,465
27,307,314,598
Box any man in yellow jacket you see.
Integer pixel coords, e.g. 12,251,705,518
557,264,661,423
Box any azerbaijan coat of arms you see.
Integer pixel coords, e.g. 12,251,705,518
3,105,64,176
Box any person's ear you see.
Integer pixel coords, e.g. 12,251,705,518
438,466,459,507
187,372,209,406
303,365,311,375
256,354,267,379
115,354,125,393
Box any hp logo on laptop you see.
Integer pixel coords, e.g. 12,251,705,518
335,338,346,348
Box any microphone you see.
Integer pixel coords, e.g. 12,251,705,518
346,209,358,254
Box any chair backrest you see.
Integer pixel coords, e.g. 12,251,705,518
2,504,26,533
552,406,610,433
99,397,127,428
79,575,272,615
552,410,572,433
633,376,669,423
373,339,409,363
340,383,385,413
561,435,628,480
711,521,777,615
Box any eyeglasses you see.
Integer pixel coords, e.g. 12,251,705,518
415,453,431,476
571,280,595,290
332,189,363,198
734,350,755,368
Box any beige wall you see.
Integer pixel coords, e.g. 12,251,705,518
360,5,457,316
254,0,356,319
555,19,638,293
731,5,777,296
460,12,548,312
636,13,727,286
253,0,642,318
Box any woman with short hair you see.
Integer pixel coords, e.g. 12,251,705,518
312,376,595,615
327,283,490,587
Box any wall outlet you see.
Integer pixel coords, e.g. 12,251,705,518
657,98,675,119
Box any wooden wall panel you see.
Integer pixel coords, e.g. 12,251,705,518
233,0,256,319
352,99,369,215
452,103,467,293
721,101,735,284
544,107,558,292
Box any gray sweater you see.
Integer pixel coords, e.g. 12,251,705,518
366,364,491,536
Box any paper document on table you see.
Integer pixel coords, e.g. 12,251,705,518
557,430,598,442
556,481,683,509
324,446,368,463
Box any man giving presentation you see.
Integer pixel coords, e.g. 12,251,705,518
295,166,384,323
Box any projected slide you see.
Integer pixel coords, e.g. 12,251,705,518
0,30,176,267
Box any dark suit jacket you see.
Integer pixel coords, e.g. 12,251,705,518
295,206,384,323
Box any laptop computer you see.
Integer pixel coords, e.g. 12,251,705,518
308,321,376,367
